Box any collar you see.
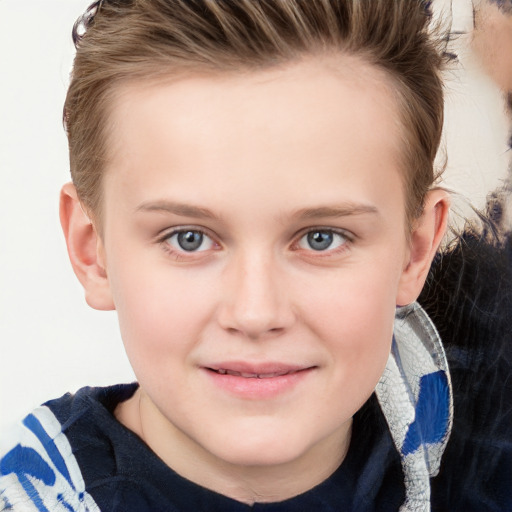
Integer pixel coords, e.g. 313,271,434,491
376,302,453,512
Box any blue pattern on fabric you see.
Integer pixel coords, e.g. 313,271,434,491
58,493,77,512
0,411,91,512
402,370,450,456
0,445,54,512
23,413,76,490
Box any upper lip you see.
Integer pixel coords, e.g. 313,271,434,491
203,362,314,378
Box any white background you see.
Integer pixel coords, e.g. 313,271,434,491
0,0,135,435
0,0,509,434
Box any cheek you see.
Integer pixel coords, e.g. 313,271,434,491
299,260,400,380
302,251,401,327
107,260,216,375
324,291,394,369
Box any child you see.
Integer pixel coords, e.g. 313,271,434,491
0,1,510,511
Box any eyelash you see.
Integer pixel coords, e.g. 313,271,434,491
293,227,353,257
157,226,354,261
157,227,219,261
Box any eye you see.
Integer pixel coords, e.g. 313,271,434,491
165,230,215,252
298,229,347,251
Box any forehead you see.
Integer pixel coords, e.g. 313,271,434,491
103,56,404,216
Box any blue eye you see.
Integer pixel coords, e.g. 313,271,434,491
166,230,215,252
298,230,347,251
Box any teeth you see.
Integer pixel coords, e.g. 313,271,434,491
214,369,291,378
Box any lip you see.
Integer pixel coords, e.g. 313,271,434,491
202,361,316,400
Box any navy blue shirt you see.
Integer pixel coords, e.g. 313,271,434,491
43,385,405,512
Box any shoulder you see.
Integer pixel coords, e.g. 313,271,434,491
420,224,512,510
0,402,100,511
0,384,137,512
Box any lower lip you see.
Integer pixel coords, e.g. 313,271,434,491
203,368,314,400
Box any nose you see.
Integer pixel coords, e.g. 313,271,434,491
217,251,296,339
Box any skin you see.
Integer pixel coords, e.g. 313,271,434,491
473,1,512,92
60,57,449,504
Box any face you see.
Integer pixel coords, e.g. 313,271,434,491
97,58,413,483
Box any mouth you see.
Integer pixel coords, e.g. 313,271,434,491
205,362,313,377
202,363,315,399
206,368,301,379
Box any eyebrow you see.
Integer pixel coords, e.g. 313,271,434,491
135,201,219,220
294,204,379,220
136,201,379,221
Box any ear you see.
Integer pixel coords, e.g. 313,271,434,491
396,189,450,306
60,182,115,311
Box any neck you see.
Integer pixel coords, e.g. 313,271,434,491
178,430,352,504
115,388,352,504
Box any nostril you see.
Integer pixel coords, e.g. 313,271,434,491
216,275,295,337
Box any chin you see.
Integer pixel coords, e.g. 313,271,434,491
205,429,319,468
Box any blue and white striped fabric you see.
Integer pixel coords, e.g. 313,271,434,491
376,302,453,512
0,406,99,512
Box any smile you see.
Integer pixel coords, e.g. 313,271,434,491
202,363,315,399
209,369,296,378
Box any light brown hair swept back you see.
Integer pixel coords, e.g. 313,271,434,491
64,0,446,225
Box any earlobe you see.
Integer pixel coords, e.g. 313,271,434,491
60,182,115,311
396,189,450,306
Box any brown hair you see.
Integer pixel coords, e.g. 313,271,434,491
64,0,446,225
